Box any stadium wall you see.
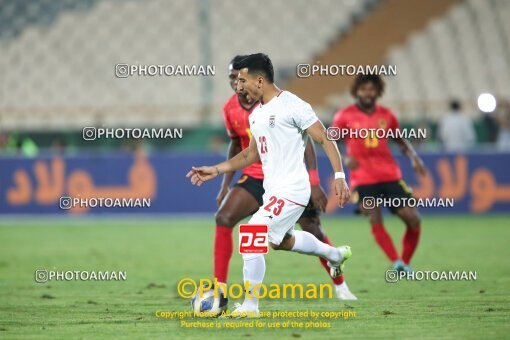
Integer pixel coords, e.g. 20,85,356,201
286,0,461,107
0,151,508,215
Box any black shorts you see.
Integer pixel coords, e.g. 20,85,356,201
352,179,413,214
234,174,319,218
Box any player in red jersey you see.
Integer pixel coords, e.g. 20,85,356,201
331,75,427,272
213,56,356,299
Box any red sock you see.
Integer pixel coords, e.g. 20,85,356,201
319,236,344,285
371,223,399,262
213,226,233,283
402,226,421,264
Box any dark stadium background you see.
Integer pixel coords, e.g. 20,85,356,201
1,0,509,338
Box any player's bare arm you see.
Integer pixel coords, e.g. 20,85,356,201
216,137,242,205
303,136,328,212
394,138,427,176
306,120,350,208
187,135,260,186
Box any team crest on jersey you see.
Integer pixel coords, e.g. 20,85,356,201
378,118,387,128
269,115,275,128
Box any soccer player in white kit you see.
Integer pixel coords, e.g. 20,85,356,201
187,53,352,317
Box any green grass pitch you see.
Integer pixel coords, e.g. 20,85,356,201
1,215,509,339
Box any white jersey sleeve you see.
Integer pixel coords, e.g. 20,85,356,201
292,100,319,131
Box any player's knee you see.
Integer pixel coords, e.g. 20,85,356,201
270,237,293,251
407,213,421,228
214,211,236,229
299,219,324,241
269,242,281,250
368,212,383,225
400,209,421,227
270,241,288,251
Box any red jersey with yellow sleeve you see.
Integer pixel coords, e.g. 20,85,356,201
332,104,402,188
222,94,264,179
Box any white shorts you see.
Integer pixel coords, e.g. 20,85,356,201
247,193,306,246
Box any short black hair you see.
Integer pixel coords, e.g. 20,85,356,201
450,99,461,111
229,55,247,69
351,74,385,97
233,53,274,83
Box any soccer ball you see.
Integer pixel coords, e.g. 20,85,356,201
190,283,228,317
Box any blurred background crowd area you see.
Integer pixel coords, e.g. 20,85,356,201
1,0,510,156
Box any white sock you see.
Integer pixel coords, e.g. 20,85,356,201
291,230,341,263
335,281,348,289
242,254,265,310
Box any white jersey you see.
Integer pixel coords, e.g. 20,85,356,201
249,91,318,206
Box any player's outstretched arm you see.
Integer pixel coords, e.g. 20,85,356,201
394,138,427,176
306,120,350,207
187,136,260,186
